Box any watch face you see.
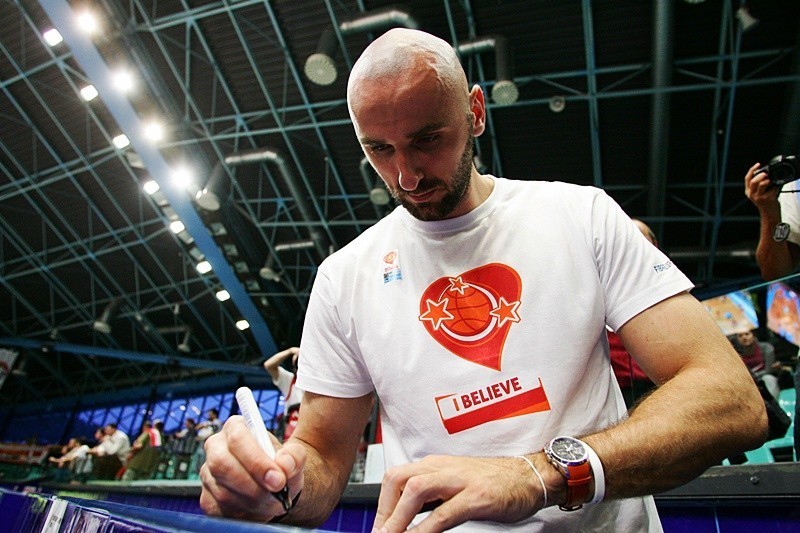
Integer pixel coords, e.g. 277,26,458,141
550,436,587,463
774,223,791,242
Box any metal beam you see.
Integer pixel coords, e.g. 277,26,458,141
0,337,264,376
39,0,276,358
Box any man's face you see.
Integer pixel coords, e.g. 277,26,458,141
737,331,756,346
351,71,480,221
103,425,114,436
383,134,474,221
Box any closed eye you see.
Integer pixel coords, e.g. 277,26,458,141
366,143,391,155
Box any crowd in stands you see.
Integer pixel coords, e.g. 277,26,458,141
42,408,223,484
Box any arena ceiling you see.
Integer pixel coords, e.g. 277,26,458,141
2,0,800,405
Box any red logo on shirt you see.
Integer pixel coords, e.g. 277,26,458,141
419,263,522,370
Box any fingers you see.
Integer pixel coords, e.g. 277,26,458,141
372,456,543,532
378,472,461,533
199,416,303,520
745,162,781,206
373,458,467,532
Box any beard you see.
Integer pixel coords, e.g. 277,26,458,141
387,136,474,221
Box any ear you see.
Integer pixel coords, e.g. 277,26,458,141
469,84,486,137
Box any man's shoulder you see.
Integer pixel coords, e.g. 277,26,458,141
500,178,607,202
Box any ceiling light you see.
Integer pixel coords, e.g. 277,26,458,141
112,134,130,149
143,180,160,195
171,166,194,190
42,29,63,46
196,260,212,274
143,121,164,142
112,70,134,93
491,80,519,106
369,186,391,206
188,247,204,261
736,6,759,32
215,289,230,302
92,297,122,335
235,319,250,331
304,53,338,86
169,220,185,233
80,85,98,101
549,95,566,113
76,11,99,35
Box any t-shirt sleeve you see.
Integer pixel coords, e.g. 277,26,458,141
779,192,800,246
295,267,375,398
589,190,694,331
273,366,294,396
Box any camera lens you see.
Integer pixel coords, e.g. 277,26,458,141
771,164,794,186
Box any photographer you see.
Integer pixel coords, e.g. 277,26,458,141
744,158,800,461
744,159,800,280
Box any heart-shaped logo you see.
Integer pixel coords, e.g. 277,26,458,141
419,263,522,371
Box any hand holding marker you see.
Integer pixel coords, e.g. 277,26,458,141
236,386,292,512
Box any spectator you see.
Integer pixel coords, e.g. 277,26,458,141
172,418,198,479
88,423,130,480
744,161,800,461
122,421,162,481
607,219,658,408
193,408,222,474
728,329,781,399
201,28,767,531
49,437,89,469
263,347,304,441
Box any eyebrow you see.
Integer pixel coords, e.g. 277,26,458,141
359,122,447,146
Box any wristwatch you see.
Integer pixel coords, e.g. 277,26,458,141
544,436,592,511
774,222,791,242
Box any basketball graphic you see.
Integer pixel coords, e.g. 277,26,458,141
444,284,495,337
419,263,522,370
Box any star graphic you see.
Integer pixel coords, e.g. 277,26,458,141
419,298,454,330
490,297,521,328
447,276,470,295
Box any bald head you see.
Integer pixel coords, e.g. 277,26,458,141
347,28,469,115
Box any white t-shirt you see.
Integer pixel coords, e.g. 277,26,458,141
273,366,304,415
779,190,800,246
298,178,692,532
101,430,131,461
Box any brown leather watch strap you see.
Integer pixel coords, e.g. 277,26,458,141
561,461,592,511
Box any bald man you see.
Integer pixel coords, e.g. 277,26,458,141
200,28,766,532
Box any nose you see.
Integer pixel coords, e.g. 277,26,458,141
396,152,422,191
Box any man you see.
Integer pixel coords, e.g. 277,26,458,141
193,408,222,474
744,161,800,279
607,219,658,409
201,28,766,531
729,329,781,399
263,347,304,441
745,160,800,461
89,423,130,480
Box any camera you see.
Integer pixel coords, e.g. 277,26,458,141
758,155,800,187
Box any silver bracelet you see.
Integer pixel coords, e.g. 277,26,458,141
515,455,547,509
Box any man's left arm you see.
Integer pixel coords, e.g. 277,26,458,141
372,291,768,532
587,291,768,498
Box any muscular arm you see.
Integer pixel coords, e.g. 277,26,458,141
200,391,373,527
281,392,374,526
745,162,800,279
372,293,768,532
585,292,767,498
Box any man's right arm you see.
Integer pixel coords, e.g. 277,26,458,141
745,162,800,279
200,391,374,526
263,347,299,381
